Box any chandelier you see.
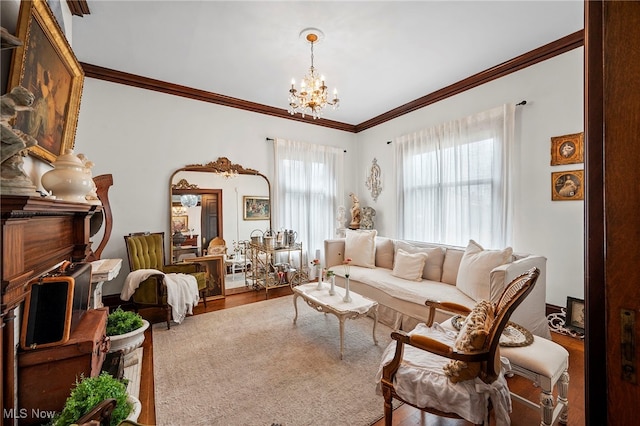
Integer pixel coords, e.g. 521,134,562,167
288,28,339,119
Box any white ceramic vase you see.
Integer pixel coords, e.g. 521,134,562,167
343,275,352,303
41,149,92,203
108,320,150,355
329,276,336,295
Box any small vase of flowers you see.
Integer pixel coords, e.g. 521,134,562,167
343,258,352,303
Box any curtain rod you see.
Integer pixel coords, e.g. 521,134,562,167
266,137,346,152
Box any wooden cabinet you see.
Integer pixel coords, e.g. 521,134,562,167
17,308,109,425
1,195,102,420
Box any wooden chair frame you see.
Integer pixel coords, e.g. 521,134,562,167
381,267,540,426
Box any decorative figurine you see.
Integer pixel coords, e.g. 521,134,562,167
349,193,361,229
360,206,376,230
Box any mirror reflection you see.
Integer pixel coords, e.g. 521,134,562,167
169,158,271,296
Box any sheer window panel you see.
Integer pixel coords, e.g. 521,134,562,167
273,138,344,265
396,104,515,248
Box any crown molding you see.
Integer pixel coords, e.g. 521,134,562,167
66,0,90,16
355,30,584,132
81,30,583,134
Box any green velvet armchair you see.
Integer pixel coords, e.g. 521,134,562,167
123,232,207,329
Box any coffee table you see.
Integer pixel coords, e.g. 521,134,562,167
292,282,378,359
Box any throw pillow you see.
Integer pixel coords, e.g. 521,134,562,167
374,237,395,269
344,229,377,268
391,249,427,281
456,240,513,301
395,242,445,281
443,300,495,383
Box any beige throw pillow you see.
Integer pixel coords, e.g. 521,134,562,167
395,242,445,281
374,237,395,269
456,240,513,301
391,249,428,281
344,229,377,268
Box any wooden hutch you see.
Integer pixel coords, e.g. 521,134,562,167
1,190,109,423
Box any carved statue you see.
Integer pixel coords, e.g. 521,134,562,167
78,153,101,205
349,193,361,229
335,205,347,237
1,86,39,196
360,206,376,230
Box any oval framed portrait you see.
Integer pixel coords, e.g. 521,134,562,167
551,132,584,165
551,170,584,200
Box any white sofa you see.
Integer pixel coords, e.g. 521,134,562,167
324,234,551,339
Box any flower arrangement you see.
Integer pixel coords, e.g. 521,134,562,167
343,257,352,278
310,258,320,268
325,269,335,278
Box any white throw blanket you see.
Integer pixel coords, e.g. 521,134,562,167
120,269,199,324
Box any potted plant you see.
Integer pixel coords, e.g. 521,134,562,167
106,307,150,355
50,372,140,426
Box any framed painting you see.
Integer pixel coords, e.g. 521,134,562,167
8,0,84,164
172,215,188,233
565,296,585,333
243,196,270,220
551,170,584,201
550,132,584,166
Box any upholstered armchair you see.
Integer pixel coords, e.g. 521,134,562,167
123,232,207,329
378,267,540,426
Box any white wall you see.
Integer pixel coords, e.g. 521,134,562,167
354,48,585,307
73,79,356,295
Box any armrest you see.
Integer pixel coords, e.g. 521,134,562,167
424,300,472,326
164,263,200,274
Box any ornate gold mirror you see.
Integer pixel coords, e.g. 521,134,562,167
169,157,271,294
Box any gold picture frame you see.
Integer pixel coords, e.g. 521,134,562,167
551,170,584,201
550,132,584,166
243,196,270,221
8,0,85,164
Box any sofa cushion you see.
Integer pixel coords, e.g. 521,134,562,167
345,229,377,268
391,249,427,281
375,237,395,269
395,242,445,281
456,240,513,301
443,299,494,383
441,249,464,285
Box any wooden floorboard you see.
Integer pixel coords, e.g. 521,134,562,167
136,288,585,425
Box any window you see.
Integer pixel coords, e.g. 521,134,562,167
396,105,514,248
273,139,344,262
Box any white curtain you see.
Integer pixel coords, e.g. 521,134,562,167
396,104,515,248
273,138,344,264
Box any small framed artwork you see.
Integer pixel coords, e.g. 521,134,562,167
551,170,584,201
565,296,585,333
551,132,584,166
243,196,270,220
8,0,84,164
172,215,188,233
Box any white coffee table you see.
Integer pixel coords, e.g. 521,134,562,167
292,282,378,359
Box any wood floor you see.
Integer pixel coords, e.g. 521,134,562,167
135,288,585,425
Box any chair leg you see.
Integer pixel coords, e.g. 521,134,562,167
202,290,207,309
382,387,393,426
165,304,171,330
557,370,569,424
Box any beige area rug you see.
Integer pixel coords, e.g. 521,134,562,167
152,295,395,426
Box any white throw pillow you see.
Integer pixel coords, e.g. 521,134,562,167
392,249,428,281
344,229,377,268
456,240,513,301
395,242,445,281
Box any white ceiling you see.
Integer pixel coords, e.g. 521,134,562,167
71,1,584,125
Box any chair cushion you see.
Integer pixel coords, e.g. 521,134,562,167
456,240,513,301
443,300,495,383
344,229,377,268
376,322,512,425
391,249,427,281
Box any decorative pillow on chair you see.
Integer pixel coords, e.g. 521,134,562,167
456,240,513,301
443,300,495,383
391,249,427,281
344,229,377,268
